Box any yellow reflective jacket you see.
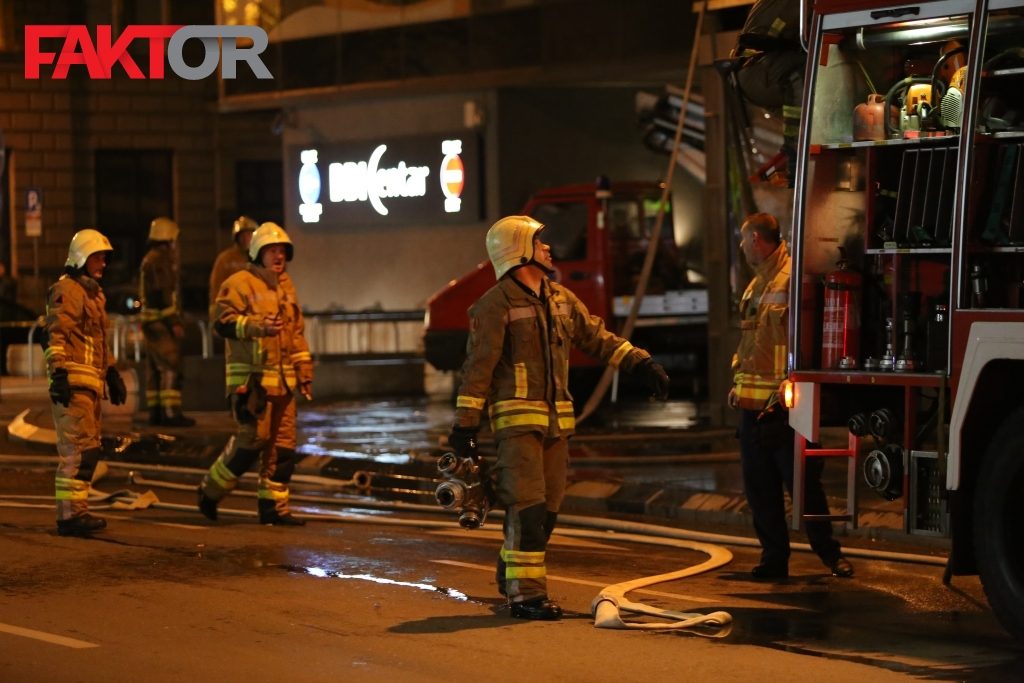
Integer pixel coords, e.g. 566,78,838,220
44,274,113,395
454,276,650,439
215,265,313,397
139,245,180,326
208,243,249,320
732,240,790,410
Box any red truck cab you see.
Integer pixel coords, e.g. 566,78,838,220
424,179,707,380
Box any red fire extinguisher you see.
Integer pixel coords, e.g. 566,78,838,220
821,249,861,369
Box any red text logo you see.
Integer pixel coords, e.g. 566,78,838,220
25,25,272,80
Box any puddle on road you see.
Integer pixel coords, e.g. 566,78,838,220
720,602,1024,679
297,399,443,467
300,566,471,602
186,545,481,606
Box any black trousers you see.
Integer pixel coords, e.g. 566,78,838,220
737,408,842,567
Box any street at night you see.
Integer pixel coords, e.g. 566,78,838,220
1,394,1022,681
4,0,1024,679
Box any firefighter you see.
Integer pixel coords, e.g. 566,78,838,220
197,222,313,526
731,0,806,185
450,215,670,620
729,213,854,579
139,216,194,427
45,229,128,536
208,215,258,323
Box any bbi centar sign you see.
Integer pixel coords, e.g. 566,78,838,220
24,25,272,80
293,134,481,226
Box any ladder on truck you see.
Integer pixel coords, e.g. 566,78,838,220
792,432,860,531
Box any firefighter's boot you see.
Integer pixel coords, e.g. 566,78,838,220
55,448,105,536
258,450,304,525
197,487,218,521
198,445,260,521
510,597,563,621
148,405,162,426
257,498,305,526
57,513,107,537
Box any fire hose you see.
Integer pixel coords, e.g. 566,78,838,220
0,458,950,636
584,531,732,635
122,471,735,633
2,460,733,634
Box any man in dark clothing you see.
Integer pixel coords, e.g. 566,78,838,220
730,212,853,579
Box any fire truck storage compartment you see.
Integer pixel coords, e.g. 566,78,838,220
791,0,1024,644
792,1,975,534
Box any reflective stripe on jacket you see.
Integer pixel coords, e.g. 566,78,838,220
44,274,112,394
732,240,790,410
455,277,649,439
216,266,313,397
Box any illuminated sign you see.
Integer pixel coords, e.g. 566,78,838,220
292,133,480,225
439,139,465,213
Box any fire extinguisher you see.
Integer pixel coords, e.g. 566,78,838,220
821,249,862,369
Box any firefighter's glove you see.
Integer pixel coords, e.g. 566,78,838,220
636,358,670,400
49,368,72,407
106,367,128,406
448,427,479,461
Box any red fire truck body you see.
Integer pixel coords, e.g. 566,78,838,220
424,180,707,381
786,0,1024,642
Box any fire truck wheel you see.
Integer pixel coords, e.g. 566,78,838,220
973,406,1024,644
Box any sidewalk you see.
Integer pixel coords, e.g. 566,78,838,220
0,374,937,552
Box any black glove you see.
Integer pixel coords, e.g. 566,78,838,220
636,358,670,400
106,366,127,406
49,367,72,407
448,427,479,460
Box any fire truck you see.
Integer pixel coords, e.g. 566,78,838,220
783,0,1024,642
423,180,708,388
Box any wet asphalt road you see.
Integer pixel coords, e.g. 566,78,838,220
1,466,1022,682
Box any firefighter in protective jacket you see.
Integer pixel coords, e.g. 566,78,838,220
208,215,257,323
197,222,313,526
139,216,194,426
45,228,128,536
449,215,670,620
731,0,806,185
729,213,853,579
730,214,791,411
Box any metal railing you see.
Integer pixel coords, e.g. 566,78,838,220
6,309,427,377
303,309,425,359
110,315,143,365
0,319,43,378
203,309,425,360
5,315,213,379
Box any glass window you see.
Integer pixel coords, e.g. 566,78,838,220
530,201,587,261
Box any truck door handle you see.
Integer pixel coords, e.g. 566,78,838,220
569,271,590,281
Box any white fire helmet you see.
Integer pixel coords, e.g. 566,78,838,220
65,229,113,269
249,222,294,262
149,216,180,242
232,215,258,241
485,215,545,280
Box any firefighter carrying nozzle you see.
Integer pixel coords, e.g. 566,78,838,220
434,451,494,529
